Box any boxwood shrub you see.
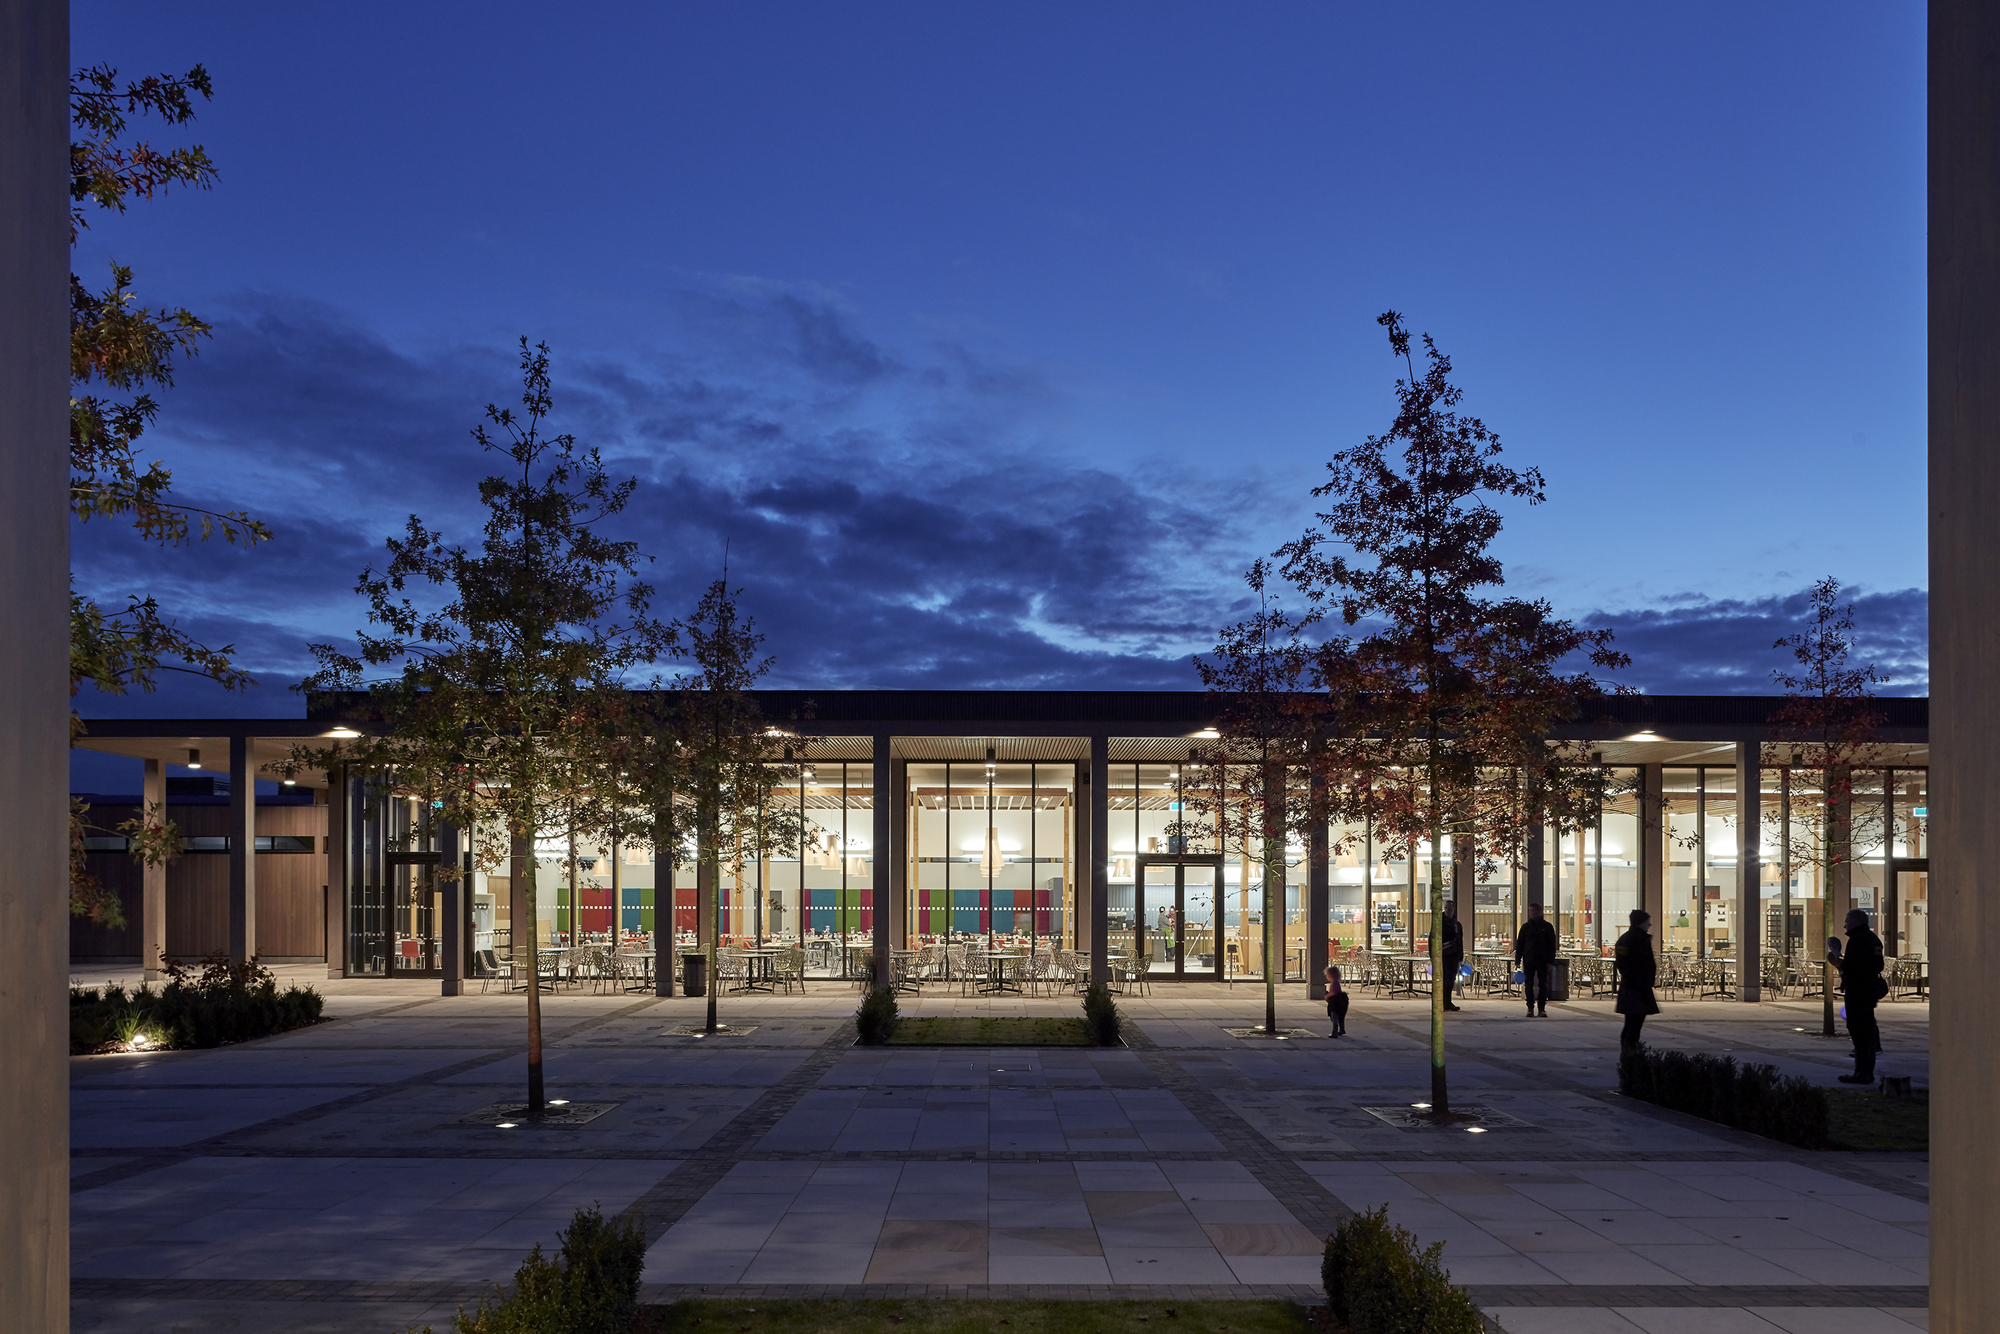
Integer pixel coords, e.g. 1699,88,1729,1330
453,1206,646,1334
70,954,323,1054
1618,1045,1829,1149
1322,1204,1483,1334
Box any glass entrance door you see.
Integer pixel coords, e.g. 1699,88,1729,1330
1134,856,1223,981
389,855,443,976
1888,861,1928,958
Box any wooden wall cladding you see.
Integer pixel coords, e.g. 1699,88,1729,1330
71,802,330,962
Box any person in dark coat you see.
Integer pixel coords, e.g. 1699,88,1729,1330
1325,963,1349,1038
1514,903,1558,1017
1828,908,1886,1083
1613,908,1659,1051
1441,899,1466,1011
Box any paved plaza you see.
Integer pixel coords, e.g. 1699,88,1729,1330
67,971,1932,1332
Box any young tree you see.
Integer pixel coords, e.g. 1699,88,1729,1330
1764,577,1888,1038
68,63,268,922
1279,313,1626,1116
297,340,673,1112
1189,559,1316,1036
624,575,809,1034
69,63,268,698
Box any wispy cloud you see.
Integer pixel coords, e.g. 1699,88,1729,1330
69,288,1930,725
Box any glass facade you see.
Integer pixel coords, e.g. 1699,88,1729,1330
332,739,1926,992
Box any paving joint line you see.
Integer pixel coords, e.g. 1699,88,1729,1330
1119,1021,1351,1237
618,1021,860,1246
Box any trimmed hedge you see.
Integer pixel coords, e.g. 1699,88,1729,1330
1618,1045,1829,1149
855,986,900,1044
70,954,323,1054
453,1206,646,1334
1322,1205,1484,1334
1082,981,1121,1046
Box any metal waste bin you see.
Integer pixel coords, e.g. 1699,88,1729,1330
1548,957,1570,1002
682,952,707,997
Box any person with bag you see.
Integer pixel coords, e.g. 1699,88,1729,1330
1828,908,1886,1084
1441,899,1466,1012
1612,908,1659,1052
1514,903,1558,1017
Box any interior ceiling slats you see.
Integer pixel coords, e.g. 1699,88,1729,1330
890,737,1091,761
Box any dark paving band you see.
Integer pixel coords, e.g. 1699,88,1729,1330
70,1277,1929,1309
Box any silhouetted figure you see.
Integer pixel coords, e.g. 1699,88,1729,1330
1613,908,1658,1051
1829,908,1886,1084
1441,899,1465,1011
1514,903,1557,1017
1325,963,1349,1037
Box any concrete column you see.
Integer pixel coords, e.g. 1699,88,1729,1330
1930,2,2000,1322
1088,736,1109,984
1307,806,1329,1001
228,735,258,966
653,802,676,997
0,0,74,1325
870,733,892,988
1525,822,1545,913
1735,743,1761,1001
440,821,463,997
141,759,167,979
1639,764,1665,931
692,856,714,994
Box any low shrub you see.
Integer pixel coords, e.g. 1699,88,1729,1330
69,954,324,1054
1619,1045,1828,1149
855,986,900,1044
455,1206,646,1334
1322,1204,1483,1334
1082,981,1121,1046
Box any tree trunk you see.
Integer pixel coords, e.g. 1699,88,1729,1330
514,827,546,1112
1430,826,1448,1115
1263,764,1284,1034
704,803,721,1033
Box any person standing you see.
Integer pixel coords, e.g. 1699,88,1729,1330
1828,908,1886,1084
1514,903,1557,1017
1325,962,1349,1037
1441,899,1466,1011
1613,908,1658,1052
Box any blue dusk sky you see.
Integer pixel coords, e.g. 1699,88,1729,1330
70,1,1926,770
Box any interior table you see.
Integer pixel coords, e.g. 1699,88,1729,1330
982,951,1027,993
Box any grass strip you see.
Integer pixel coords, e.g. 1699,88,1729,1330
1826,1088,1928,1152
637,1298,1310,1334
886,1016,1094,1046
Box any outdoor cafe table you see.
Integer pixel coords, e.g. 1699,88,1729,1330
982,950,1027,994
1373,951,1428,997
736,947,786,992
890,948,924,991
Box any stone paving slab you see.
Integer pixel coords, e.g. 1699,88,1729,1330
65,988,1929,1332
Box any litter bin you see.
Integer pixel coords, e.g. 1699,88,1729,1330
1548,957,1570,1002
682,952,707,997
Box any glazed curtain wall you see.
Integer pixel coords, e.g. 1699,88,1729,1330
906,762,1073,944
